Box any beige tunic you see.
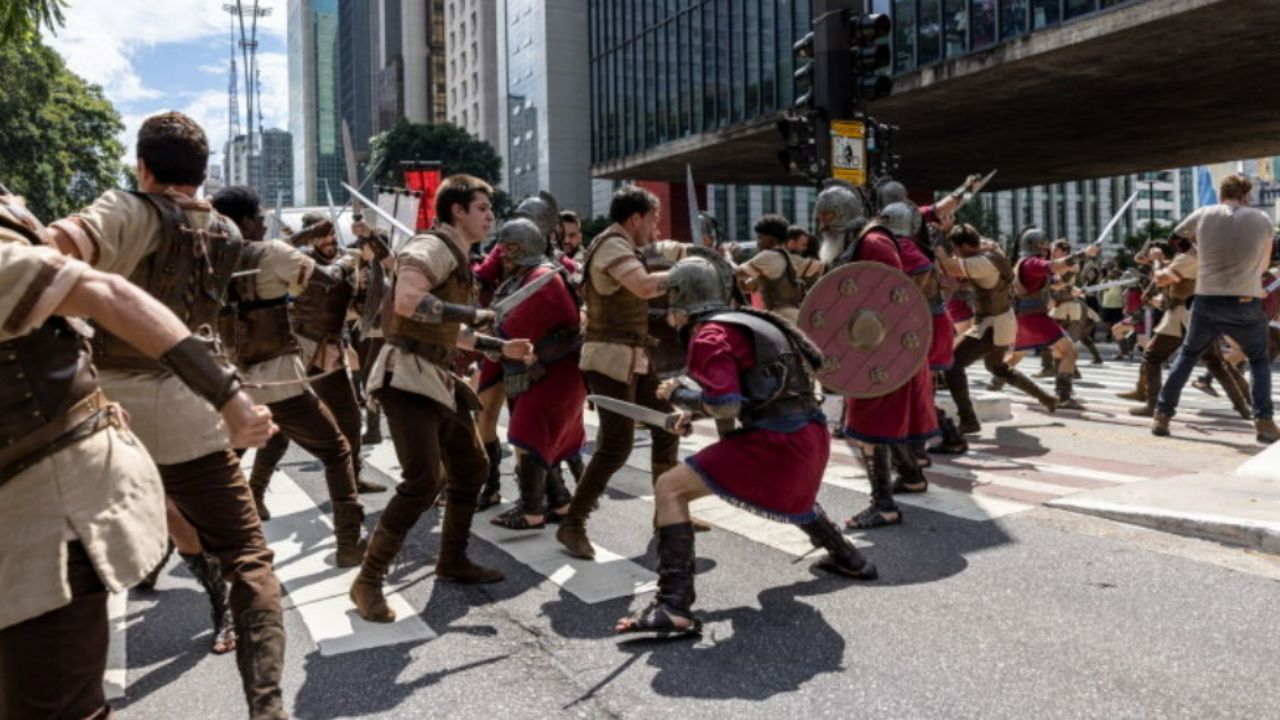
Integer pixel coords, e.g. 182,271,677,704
579,231,652,383
367,231,464,411
0,232,167,630
1154,253,1200,339
241,240,314,405
962,254,1018,347
65,189,235,465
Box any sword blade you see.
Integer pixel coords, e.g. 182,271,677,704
1079,278,1137,294
1265,276,1280,294
588,395,681,433
686,163,701,244
231,269,262,279
952,169,996,211
491,270,558,321
341,182,416,247
1093,191,1141,246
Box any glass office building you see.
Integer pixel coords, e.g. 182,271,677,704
289,0,345,205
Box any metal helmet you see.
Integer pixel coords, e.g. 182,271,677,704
879,201,922,238
1020,227,1048,254
698,211,720,244
666,256,730,317
814,182,868,235
497,218,548,268
877,179,909,207
514,191,561,240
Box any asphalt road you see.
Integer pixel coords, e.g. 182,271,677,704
114,354,1280,719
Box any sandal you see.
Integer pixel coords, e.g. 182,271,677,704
891,477,928,494
845,506,903,530
211,620,237,655
615,601,702,637
489,506,546,530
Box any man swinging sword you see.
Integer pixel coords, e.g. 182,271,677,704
608,256,877,636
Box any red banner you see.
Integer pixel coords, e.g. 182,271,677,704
403,167,443,230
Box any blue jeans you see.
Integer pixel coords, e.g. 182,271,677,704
1157,296,1273,419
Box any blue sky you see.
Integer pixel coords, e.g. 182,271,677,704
44,0,290,171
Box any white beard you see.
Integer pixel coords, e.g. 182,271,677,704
818,233,845,264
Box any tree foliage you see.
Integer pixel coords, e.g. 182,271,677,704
0,36,124,220
1112,221,1168,270
368,120,503,189
955,197,1000,240
1,0,67,45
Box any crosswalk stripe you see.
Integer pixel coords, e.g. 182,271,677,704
359,443,658,605
104,589,128,699
257,465,437,655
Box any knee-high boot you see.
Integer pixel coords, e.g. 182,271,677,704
1055,373,1084,410
181,552,236,655
477,440,503,510
1005,370,1059,412
233,608,287,720
930,408,969,454
799,505,877,579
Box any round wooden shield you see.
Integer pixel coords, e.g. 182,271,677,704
797,261,932,398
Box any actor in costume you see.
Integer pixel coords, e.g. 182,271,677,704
44,112,287,719
614,257,877,636
936,224,1067,434
349,175,534,623
1039,239,1103,377
485,218,586,529
817,183,939,529
734,214,806,323
212,186,368,565
1005,228,1098,409
556,186,680,559
0,192,275,720
351,220,393,446
289,214,386,494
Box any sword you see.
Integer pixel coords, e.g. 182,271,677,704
950,169,997,211
588,394,691,436
270,189,284,239
1092,191,1141,246
1079,277,1138,294
686,163,701,244
490,270,559,323
341,181,416,250
231,269,262,279
324,179,338,225
1265,276,1280,294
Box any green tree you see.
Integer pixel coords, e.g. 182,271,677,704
579,215,612,240
1,0,67,44
955,197,1000,239
1113,221,1168,270
368,120,503,188
0,36,124,220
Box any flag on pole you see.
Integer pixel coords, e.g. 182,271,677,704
1195,166,1218,207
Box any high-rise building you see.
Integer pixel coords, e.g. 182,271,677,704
338,0,375,165
223,129,295,207
369,0,447,134
288,0,344,205
445,0,499,145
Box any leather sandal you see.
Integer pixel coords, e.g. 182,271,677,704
490,506,546,530
615,601,702,637
845,506,903,530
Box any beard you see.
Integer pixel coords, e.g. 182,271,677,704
818,232,845,264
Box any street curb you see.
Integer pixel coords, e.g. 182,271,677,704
1046,497,1280,555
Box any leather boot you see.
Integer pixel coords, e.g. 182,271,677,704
356,477,387,494
436,497,504,583
1191,372,1219,397
233,608,287,720
1256,418,1280,444
349,521,406,623
138,539,174,590
1083,336,1103,364
1055,374,1084,410
1035,351,1055,378
477,440,503,510
653,522,697,617
1152,411,1172,437
945,370,982,434
889,444,929,493
181,551,236,655
799,506,877,580
248,469,271,522
1221,365,1253,420
848,445,901,529
556,466,611,560
1006,370,1058,413
1116,362,1148,402
930,408,968,454
493,454,548,530
361,407,383,445
332,502,368,567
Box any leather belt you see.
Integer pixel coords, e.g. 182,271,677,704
0,389,120,488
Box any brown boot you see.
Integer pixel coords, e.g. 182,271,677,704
435,500,503,583
349,523,405,623
1256,418,1280,444
1007,371,1057,413
556,517,596,559
233,609,286,720
332,503,367,568
1152,411,1172,437
248,473,271,522
1116,363,1148,402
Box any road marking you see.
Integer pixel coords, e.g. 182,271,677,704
259,469,436,655
104,589,128,699
360,446,658,604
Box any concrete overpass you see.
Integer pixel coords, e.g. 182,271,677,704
590,0,1280,192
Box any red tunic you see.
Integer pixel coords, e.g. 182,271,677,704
500,267,587,467
842,231,939,444
1014,256,1067,351
683,322,827,524
893,235,954,371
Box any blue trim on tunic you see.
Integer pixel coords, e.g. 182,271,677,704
685,455,820,526
841,426,941,446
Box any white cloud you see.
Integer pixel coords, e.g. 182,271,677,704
44,1,290,168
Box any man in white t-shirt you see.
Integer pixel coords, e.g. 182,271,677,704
1153,174,1278,444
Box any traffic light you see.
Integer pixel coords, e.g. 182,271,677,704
851,12,893,102
777,115,819,179
792,31,816,111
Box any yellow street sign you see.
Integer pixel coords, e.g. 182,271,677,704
830,119,866,186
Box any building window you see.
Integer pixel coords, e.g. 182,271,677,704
892,0,916,72
1031,0,1061,28
972,1,996,50
1066,0,1096,19
1000,0,1029,39
919,0,942,65
945,0,968,57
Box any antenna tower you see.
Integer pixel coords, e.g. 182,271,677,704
223,1,273,190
